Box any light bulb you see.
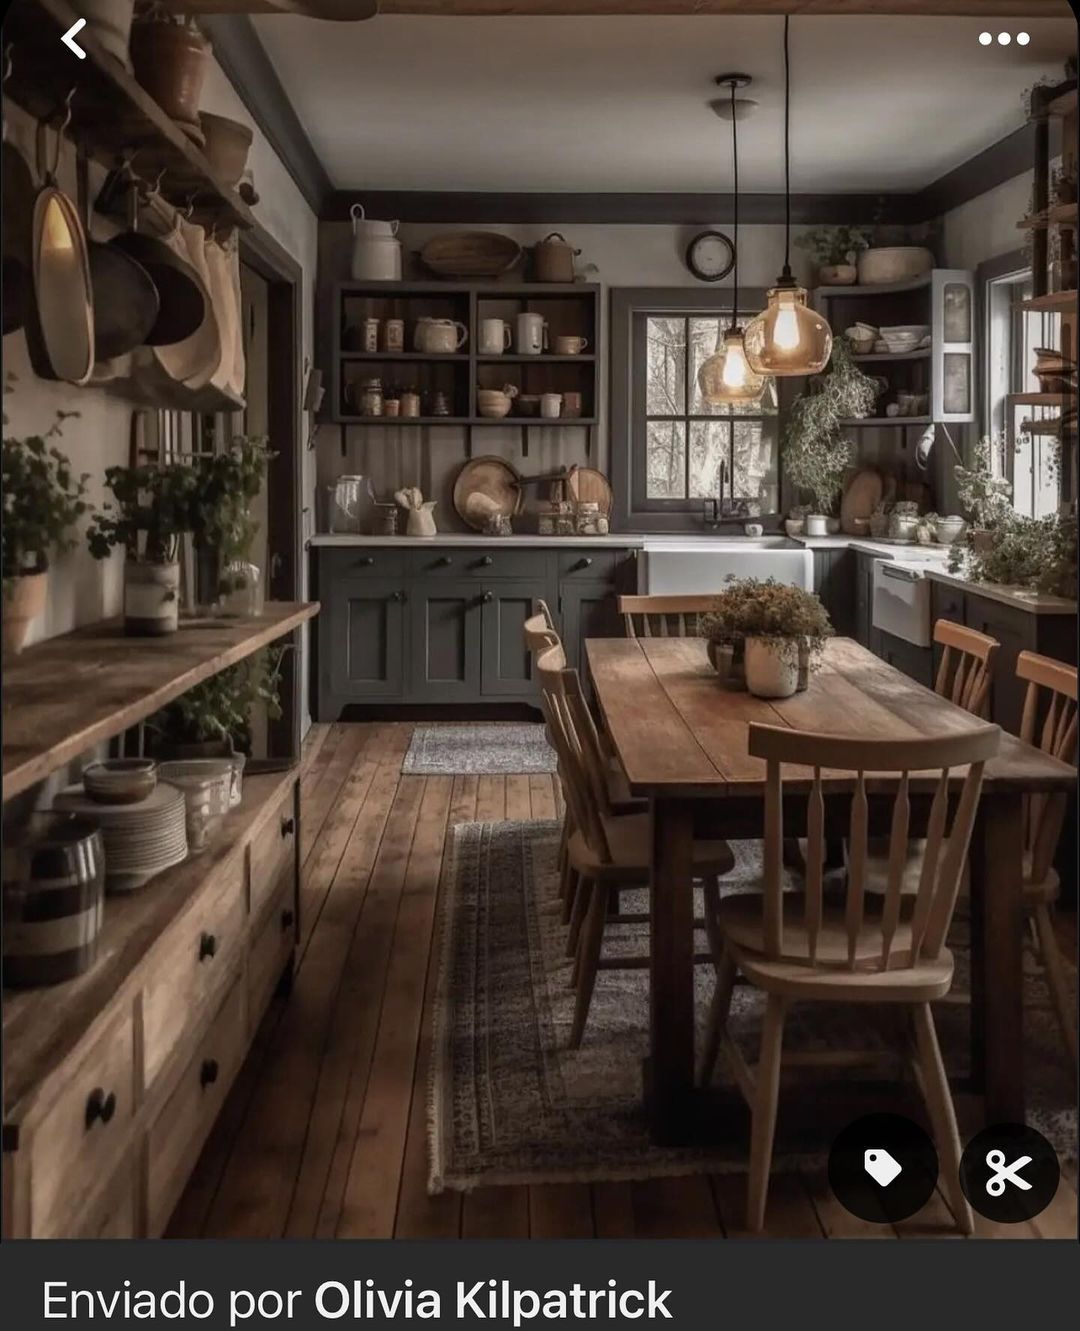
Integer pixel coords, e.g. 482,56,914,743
698,329,769,406
744,282,832,376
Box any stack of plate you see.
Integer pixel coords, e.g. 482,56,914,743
53,782,188,893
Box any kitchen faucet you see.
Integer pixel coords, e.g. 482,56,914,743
702,460,747,527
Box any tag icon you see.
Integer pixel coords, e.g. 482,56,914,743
864,1148,903,1187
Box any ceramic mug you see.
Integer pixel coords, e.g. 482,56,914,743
540,392,562,419
554,335,588,355
479,318,512,355
516,312,548,355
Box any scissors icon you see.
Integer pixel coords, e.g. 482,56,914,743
985,1149,1033,1196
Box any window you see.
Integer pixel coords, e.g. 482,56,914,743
984,260,1061,519
611,289,783,531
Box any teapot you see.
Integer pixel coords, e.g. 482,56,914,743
394,486,438,538
415,317,468,354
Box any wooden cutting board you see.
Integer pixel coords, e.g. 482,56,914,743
452,456,522,530
840,466,884,534
565,466,613,517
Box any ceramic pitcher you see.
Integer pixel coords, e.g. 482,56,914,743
406,501,438,538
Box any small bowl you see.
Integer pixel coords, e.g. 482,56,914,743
934,516,967,545
515,395,541,418
82,758,157,805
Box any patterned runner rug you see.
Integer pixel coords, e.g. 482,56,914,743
403,724,557,775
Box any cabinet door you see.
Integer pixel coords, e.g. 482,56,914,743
325,576,406,701
813,549,855,639
876,629,933,689
409,580,482,702
480,580,548,697
854,553,878,651
963,595,1032,733
559,584,622,690
931,269,976,424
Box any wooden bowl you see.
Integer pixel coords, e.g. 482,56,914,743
420,232,522,280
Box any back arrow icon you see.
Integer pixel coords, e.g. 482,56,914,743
61,19,87,59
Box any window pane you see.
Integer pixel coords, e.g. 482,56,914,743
646,318,686,416
688,317,779,416
646,420,687,498
688,421,731,498
733,420,779,512
943,282,971,342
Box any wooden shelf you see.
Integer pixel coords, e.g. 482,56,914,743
337,416,597,427
1018,202,1079,231
1020,419,1066,436
3,0,255,230
813,275,933,297
1,602,319,803
1008,392,1072,407
2,764,296,1117
852,349,931,363
340,352,469,362
476,354,596,364
1022,290,1079,313
840,416,932,428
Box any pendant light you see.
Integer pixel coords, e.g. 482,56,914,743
697,75,768,407
744,16,833,377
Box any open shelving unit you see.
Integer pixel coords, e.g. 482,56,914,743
328,280,601,456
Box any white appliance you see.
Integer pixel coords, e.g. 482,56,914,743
639,537,813,594
872,558,932,647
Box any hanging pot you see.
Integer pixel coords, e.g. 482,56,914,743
25,117,94,384
533,232,580,283
130,19,210,146
350,203,401,281
87,240,159,360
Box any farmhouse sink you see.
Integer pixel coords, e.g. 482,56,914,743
638,535,813,594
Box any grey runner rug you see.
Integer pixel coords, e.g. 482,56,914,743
429,819,1077,1193
403,723,557,775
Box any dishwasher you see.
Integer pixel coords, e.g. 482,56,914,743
871,559,935,685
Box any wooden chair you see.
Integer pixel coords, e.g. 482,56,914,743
933,620,1000,719
700,720,1001,1234
618,594,720,641
535,643,736,1048
1016,650,1078,1069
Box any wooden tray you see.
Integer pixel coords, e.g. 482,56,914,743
840,466,884,535
453,456,522,530
565,466,613,517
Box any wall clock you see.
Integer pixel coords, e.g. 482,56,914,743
685,230,735,282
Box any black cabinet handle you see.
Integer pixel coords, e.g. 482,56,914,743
437,555,453,567
573,557,593,571
200,1059,219,1089
390,590,406,603
85,1087,117,1129
356,555,374,567
478,555,494,567
198,932,217,962
480,591,494,604
281,815,295,838
281,908,295,931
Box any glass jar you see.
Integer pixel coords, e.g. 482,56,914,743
359,378,383,417
575,501,601,536
221,560,263,618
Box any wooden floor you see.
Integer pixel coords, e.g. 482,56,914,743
169,722,1078,1240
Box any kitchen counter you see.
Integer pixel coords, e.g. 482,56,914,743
795,535,953,562
309,533,646,548
923,568,1077,616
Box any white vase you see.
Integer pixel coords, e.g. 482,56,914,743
124,559,179,636
744,637,800,699
804,513,828,537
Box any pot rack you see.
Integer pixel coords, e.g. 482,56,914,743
2,0,255,232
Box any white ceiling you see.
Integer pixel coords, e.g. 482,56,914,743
252,14,1076,193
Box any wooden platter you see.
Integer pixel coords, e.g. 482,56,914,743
565,465,613,516
453,456,522,529
840,466,883,534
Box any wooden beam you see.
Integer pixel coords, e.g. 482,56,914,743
376,2,1073,17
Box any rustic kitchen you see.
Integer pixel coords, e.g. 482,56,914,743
1,1,1077,1242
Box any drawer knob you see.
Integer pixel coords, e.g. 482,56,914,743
480,590,494,604
281,815,296,838
437,555,453,567
200,1059,220,1089
198,932,218,962
573,557,593,570
390,589,406,603
356,555,375,567
85,1087,116,1129
479,555,494,567
281,908,296,930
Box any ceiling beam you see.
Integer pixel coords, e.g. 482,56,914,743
375,2,1073,17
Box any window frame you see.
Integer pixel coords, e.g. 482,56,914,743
610,286,796,532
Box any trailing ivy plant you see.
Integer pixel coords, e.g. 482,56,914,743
148,646,287,753
2,386,90,591
782,339,878,515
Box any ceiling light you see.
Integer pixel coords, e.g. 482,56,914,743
744,17,833,377
698,74,769,407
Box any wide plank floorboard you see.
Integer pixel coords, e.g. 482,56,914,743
171,722,1078,1241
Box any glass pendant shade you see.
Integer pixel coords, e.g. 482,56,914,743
698,328,768,406
744,282,833,377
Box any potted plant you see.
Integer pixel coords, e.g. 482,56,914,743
948,511,1077,601
189,435,273,614
2,403,89,655
952,433,1014,553
699,577,833,699
795,225,870,286
87,462,198,635
783,340,877,534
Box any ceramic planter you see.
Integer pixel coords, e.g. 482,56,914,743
803,513,829,537
744,637,800,699
124,559,179,636
2,571,48,656
130,21,209,141
819,263,857,286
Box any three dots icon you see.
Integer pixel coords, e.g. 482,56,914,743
979,32,1030,47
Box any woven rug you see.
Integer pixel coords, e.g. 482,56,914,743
428,819,1077,1193
402,724,557,775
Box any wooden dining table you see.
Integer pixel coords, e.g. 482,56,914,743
586,635,1077,1146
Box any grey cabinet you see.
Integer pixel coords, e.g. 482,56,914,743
324,575,406,700
876,628,933,689
481,580,549,696
559,583,622,686
408,580,482,702
854,551,878,653
812,549,855,640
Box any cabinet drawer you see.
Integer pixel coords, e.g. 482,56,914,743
142,856,245,1089
557,549,620,582
248,876,295,1025
413,548,549,581
30,1007,135,1237
146,978,246,1237
249,785,297,921
324,548,406,578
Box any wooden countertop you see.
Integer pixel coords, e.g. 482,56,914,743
1,603,320,803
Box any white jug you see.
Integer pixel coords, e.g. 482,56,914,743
516,312,548,355
350,203,402,282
